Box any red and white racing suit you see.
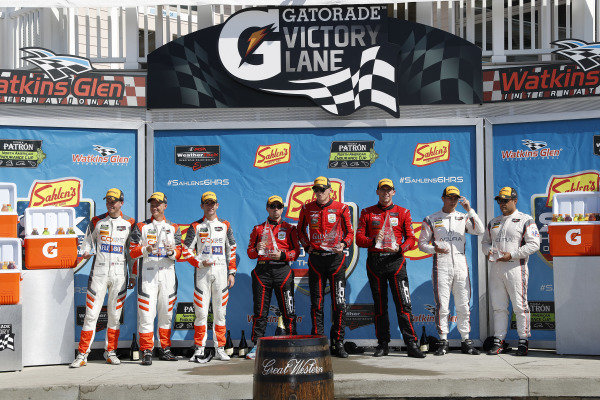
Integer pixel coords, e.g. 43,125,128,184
78,212,135,354
418,209,484,340
129,218,182,351
482,209,540,340
183,217,236,348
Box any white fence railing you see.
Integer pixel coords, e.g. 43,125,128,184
0,1,598,70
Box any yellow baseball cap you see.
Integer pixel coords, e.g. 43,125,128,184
104,188,124,201
312,176,331,189
147,192,167,204
201,191,218,204
442,186,460,197
267,195,284,206
495,187,518,200
377,178,394,189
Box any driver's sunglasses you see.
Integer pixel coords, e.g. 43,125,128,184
497,199,510,204
268,204,284,210
313,187,326,193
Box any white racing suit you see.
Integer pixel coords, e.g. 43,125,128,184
482,210,540,340
419,209,484,340
183,217,236,349
78,212,135,355
129,217,182,351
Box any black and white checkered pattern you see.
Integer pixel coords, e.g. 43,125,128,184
553,40,600,71
21,48,93,81
0,333,15,351
93,145,117,157
266,46,399,116
522,140,547,151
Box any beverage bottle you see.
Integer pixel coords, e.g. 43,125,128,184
1,204,8,212
224,331,234,356
31,228,39,235
274,314,285,336
67,227,76,234
56,227,65,235
551,214,557,222
419,326,429,353
238,330,249,357
565,214,572,222
7,262,16,270
42,227,50,235
130,333,140,361
6,204,12,212
589,213,596,222
557,214,563,222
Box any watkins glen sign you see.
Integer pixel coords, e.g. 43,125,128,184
147,4,483,117
483,39,600,102
0,48,145,107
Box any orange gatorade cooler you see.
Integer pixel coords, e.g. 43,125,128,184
23,207,78,269
0,182,18,238
0,238,22,305
548,223,600,257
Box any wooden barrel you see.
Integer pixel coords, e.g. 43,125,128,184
253,335,334,400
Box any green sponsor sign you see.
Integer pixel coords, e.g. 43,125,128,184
329,140,378,168
0,139,46,168
511,300,555,330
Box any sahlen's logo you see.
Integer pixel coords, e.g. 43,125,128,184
412,140,450,167
218,5,400,117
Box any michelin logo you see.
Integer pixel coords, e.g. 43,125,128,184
168,179,230,186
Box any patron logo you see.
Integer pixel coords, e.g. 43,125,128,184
544,170,599,207
175,145,220,171
72,145,131,166
218,5,400,116
346,304,375,330
329,141,378,169
27,177,82,207
594,135,600,156
511,301,554,330
254,142,291,169
501,139,562,161
412,140,450,167
0,139,45,168
174,302,195,330
0,48,130,106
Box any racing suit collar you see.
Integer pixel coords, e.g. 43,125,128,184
267,218,281,226
377,202,394,211
501,209,518,219
316,199,333,209
109,211,124,219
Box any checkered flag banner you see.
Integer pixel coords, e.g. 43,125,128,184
21,48,93,81
93,145,117,157
553,40,600,72
522,140,547,151
265,46,399,116
0,333,15,351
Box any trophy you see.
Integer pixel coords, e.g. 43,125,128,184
258,222,279,256
488,246,501,262
320,217,342,252
375,213,397,250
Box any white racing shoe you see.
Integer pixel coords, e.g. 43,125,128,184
104,350,121,365
214,347,231,361
190,347,213,364
70,352,87,368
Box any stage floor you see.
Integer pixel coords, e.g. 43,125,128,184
1,349,599,399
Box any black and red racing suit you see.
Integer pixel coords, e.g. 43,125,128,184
247,219,300,342
356,203,419,345
297,199,354,343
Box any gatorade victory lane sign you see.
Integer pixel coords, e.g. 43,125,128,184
147,5,482,117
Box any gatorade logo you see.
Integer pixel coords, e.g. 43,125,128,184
43,242,58,258
565,229,581,246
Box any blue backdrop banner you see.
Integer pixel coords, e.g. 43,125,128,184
154,125,481,343
491,118,600,341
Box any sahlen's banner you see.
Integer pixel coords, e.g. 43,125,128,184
0,126,139,344
491,118,600,340
154,125,481,342
147,5,482,117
